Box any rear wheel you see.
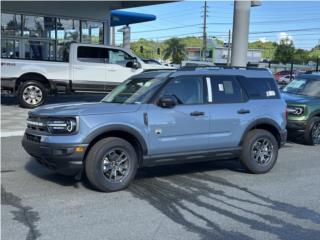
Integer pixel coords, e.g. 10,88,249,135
85,137,138,192
18,81,47,108
304,117,320,146
240,129,278,174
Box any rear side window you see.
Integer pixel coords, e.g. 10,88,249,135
238,77,279,99
77,46,108,63
209,76,244,103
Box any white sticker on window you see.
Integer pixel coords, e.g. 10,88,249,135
218,84,224,92
266,90,276,97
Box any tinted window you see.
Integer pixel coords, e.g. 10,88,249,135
77,46,108,63
239,77,279,99
162,76,203,105
210,76,243,103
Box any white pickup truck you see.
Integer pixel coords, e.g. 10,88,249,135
1,43,173,108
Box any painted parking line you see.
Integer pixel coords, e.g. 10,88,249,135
1,131,25,138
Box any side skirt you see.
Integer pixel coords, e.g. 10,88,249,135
142,147,242,167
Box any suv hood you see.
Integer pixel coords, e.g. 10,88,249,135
30,102,141,116
281,92,318,104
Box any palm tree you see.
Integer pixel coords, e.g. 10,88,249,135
163,38,186,64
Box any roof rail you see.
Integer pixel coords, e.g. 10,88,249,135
178,65,269,71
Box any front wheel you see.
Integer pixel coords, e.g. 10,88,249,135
240,129,278,174
85,137,138,192
18,81,47,108
304,117,320,146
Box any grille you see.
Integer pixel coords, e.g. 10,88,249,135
25,133,41,143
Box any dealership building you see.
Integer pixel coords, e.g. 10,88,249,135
1,1,165,62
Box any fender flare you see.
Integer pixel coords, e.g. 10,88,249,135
240,118,282,145
83,124,148,155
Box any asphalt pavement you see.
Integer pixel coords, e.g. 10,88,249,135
1,135,320,240
1,93,320,240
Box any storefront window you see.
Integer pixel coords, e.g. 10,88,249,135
1,13,21,37
1,12,105,61
23,39,55,61
1,39,20,58
56,18,80,61
22,15,55,39
81,21,103,44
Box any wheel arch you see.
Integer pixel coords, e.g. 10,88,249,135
16,72,51,91
309,110,320,120
83,125,148,167
240,119,283,147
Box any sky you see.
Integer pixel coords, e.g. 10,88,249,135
117,0,320,50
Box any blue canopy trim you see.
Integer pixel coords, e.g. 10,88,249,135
111,10,156,26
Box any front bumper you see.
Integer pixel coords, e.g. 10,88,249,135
280,129,287,147
287,120,307,131
22,133,88,176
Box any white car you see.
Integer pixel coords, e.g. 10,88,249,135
279,75,294,85
1,43,174,108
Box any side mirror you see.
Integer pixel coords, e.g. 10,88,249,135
158,95,176,108
126,58,140,69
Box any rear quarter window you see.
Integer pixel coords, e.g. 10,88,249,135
238,77,280,99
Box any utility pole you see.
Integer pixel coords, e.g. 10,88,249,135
202,1,208,61
227,29,231,66
231,0,261,67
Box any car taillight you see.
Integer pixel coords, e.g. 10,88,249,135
285,108,289,121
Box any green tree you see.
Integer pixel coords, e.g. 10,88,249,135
293,48,310,64
309,44,320,61
130,38,162,59
249,41,278,60
273,39,295,64
162,38,186,64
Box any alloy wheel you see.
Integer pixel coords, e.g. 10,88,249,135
252,138,274,166
311,121,320,145
22,85,43,105
101,148,130,183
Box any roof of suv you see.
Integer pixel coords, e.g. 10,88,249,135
138,67,273,79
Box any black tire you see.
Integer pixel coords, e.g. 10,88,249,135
304,117,320,146
18,81,47,108
85,137,138,192
240,129,278,174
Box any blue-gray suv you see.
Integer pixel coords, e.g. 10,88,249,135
22,67,287,192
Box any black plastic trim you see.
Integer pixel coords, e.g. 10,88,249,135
83,124,148,155
143,147,242,167
240,118,285,146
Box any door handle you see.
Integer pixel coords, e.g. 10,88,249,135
107,69,117,72
190,111,205,116
237,109,250,114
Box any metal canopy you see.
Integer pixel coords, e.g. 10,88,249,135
111,10,156,26
1,1,173,21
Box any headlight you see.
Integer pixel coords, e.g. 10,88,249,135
287,106,305,115
46,117,78,134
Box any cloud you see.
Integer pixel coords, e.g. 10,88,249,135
278,32,293,44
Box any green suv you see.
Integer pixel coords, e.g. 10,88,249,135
282,73,320,145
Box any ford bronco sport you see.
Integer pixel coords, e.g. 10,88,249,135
282,73,320,145
22,67,287,192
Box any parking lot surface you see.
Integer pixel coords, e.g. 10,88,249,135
1,94,320,240
2,135,320,240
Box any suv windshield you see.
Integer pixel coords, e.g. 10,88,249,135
102,77,164,104
283,78,320,98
